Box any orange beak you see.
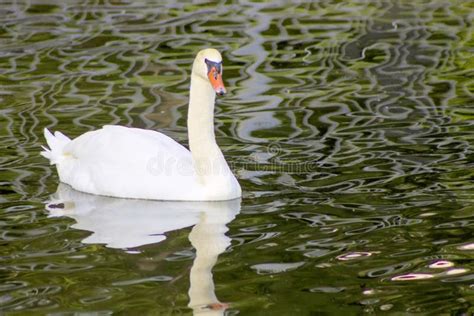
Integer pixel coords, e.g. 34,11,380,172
208,67,226,96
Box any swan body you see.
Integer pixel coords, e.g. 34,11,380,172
42,49,241,201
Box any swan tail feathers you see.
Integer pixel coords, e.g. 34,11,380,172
41,128,71,165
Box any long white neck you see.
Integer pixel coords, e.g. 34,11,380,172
187,73,229,180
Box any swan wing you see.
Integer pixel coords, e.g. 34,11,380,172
57,125,201,200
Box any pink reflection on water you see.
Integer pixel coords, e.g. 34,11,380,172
391,273,434,281
428,260,454,269
458,243,474,250
337,252,372,261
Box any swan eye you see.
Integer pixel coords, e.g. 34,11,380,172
204,58,222,76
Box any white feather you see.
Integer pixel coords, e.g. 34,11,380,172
41,128,71,164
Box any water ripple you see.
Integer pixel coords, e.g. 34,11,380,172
0,0,473,314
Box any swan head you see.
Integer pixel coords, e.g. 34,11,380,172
193,48,226,96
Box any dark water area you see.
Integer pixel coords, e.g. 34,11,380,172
0,0,473,314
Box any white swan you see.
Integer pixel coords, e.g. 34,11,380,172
41,48,241,201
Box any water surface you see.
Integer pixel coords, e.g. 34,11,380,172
1,0,473,314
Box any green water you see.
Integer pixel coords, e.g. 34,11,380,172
1,0,473,314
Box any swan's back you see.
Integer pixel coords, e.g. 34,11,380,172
44,125,204,200
67,125,189,164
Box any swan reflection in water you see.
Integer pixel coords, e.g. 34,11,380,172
46,184,241,315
